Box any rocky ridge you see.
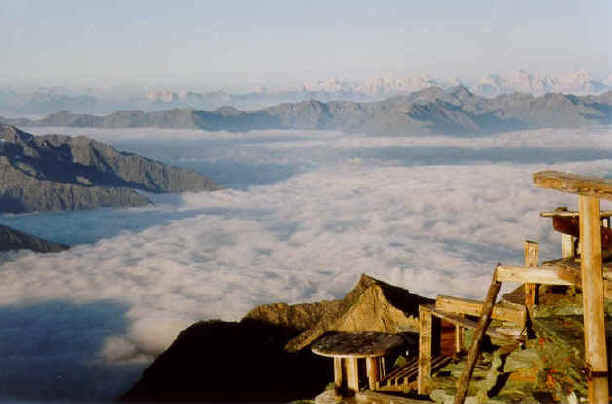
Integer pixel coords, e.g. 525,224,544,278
0,224,68,253
0,125,218,213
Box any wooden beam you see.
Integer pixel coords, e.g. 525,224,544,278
417,305,432,396
454,273,502,404
562,234,576,258
345,357,359,393
435,295,526,326
533,170,612,201
495,264,574,286
540,210,612,218
524,240,539,307
579,195,609,403
431,309,521,341
366,357,379,391
455,315,464,354
334,357,344,390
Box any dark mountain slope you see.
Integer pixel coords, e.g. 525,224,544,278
0,224,68,253
0,125,218,213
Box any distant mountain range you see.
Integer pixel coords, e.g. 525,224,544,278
3,86,611,136
0,125,218,213
1,71,610,116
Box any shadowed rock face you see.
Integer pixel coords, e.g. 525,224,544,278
3,87,612,136
120,319,332,403
0,125,218,213
121,274,431,403
0,224,68,253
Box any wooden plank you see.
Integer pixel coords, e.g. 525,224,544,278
540,210,612,218
334,357,343,389
533,170,612,201
431,309,519,341
495,264,574,286
579,195,609,403
524,240,539,307
346,357,360,393
366,357,379,391
435,295,526,326
417,305,432,395
454,273,501,404
562,234,576,258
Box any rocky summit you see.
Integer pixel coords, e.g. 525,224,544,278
121,275,432,402
0,125,218,213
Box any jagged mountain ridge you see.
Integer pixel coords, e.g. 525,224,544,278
4,87,611,136
0,125,218,213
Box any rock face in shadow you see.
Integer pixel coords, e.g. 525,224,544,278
120,319,333,403
4,88,612,136
0,125,218,213
121,274,431,402
0,224,68,253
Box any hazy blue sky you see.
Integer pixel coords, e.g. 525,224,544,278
1,0,610,90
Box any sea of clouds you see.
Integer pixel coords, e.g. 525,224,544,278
0,126,611,402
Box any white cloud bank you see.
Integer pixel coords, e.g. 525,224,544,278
1,127,612,402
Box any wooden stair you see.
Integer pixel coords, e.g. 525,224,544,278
376,356,451,393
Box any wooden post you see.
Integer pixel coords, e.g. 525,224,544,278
524,240,539,307
454,271,502,404
579,195,609,403
455,315,464,354
334,357,344,390
366,357,379,391
418,305,433,395
345,357,359,393
562,234,576,258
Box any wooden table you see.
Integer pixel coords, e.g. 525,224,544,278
311,331,405,394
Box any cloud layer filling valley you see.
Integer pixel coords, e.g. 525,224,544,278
1,127,611,402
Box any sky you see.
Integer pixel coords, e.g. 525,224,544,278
1,0,610,91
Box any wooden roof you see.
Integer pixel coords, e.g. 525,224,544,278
534,171,612,200
311,331,405,358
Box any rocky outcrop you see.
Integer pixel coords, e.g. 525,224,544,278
0,125,218,213
0,224,68,253
285,274,433,352
4,88,612,136
121,274,430,402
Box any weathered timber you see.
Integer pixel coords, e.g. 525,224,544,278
431,309,520,341
550,215,612,250
540,210,612,218
533,170,612,201
334,357,343,389
366,357,378,391
455,314,464,354
311,332,405,359
496,265,574,286
355,390,431,404
562,233,576,258
454,272,502,404
579,195,609,403
524,240,539,307
417,305,433,395
434,295,526,326
346,357,359,393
